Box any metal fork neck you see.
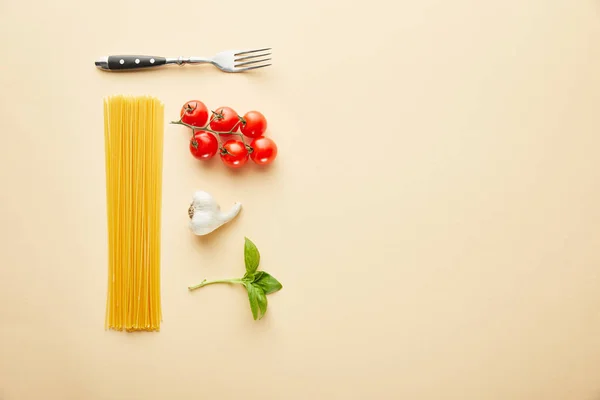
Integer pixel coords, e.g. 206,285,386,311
165,56,212,65
166,56,188,65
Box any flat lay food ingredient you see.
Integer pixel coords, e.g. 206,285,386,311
209,106,240,132
188,190,242,236
239,111,267,138
189,131,218,160
188,237,283,320
180,100,209,127
249,137,278,165
171,100,278,168
103,95,164,332
220,139,249,168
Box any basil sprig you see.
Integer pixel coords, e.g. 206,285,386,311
189,237,283,320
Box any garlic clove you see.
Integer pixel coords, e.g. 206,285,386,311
188,191,242,236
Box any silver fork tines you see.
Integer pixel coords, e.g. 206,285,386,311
198,47,273,73
233,48,272,71
234,47,271,56
235,58,272,68
237,63,272,71
235,53,271,62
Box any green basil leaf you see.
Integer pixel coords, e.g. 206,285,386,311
256,286,268,319
246,283,263,320
244,237,260,275
252,271,264,281
253,272,283,295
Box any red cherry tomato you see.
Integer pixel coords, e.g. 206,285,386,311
180,100,209,127
240,111,267,138
220,140,249,168
210,107,240,132
189,131,218,160
250,137,278,165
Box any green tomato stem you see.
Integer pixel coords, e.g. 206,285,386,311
188,278,245,291
171,119,249,148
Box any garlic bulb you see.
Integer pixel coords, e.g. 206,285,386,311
188,190,242,236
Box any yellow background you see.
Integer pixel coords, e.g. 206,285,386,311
1,0,600,398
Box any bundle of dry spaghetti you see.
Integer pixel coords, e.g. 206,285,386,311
103,95,164,332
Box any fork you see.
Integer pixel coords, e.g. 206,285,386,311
94,48,272,72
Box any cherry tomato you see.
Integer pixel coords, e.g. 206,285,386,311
180,100,209,127
220,140,249,168
240,111,267,138
210,107,240,132
189,131,218,160
250,137,278,165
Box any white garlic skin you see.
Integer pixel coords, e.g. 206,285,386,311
189,191,242,236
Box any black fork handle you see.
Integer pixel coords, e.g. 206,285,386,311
95,55,167,71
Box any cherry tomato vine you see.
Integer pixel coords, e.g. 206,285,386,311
171,100,277,168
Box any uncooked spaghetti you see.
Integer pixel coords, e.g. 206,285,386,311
103,95,164,332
